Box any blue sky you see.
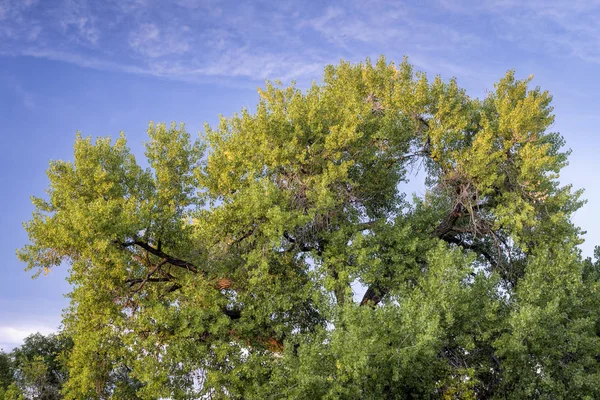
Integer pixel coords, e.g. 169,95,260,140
1,0,600,351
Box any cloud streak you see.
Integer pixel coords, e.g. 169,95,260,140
440,0,600,63
1,0,600,86
0,325,57,352
0,0,477,84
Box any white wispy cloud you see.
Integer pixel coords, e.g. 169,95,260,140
57,0,100,45
441,0,600,63
0,0,475,84
0,0,39,40
2,0,600,86
18,48,148,75
128,23,191,58
0,325,57,352
117,0,148,13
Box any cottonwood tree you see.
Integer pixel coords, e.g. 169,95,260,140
19,57,600,399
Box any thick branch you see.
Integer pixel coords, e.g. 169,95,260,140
232,228,255,245
121,241,234,294
120,240,242,319
440,234,496,266
356,221,378,232
126,277,172,286
131,258,168,293
360,283,390,307
283,231,314,252
120,240,200,274
431,204,463,239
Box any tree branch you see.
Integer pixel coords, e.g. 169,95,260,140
283,231,314,252
431,204,463,239
119,240,200,275
360,204,474,307
119,240,245,321
125,277,172,287
360,283,390,307
440,234,496,266
131,258,168,293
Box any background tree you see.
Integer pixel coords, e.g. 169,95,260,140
18,57,600,399
0,350,17,399
8,333,70,400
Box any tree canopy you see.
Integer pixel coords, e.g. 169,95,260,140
0,332,72,400
18,57,600,399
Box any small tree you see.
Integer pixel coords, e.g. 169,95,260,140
10,333,71,400
0,351,17,399
19,57,600,399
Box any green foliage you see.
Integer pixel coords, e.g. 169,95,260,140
9,333,71,400
18,57,600,399
1,382,24,400
0,351,14,392
0,351,18,400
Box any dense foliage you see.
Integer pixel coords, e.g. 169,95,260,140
0,333,71,400
18,57,600,399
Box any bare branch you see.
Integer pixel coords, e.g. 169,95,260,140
360,283,390,307
131,258,168,293
119,240,200,275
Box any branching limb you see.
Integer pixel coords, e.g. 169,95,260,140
130,258,168,293
119,240,201,274
360,283,390,307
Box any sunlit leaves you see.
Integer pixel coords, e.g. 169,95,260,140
17,56,600,399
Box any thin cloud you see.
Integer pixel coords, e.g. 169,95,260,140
4,0,600,86
0,0,475,85
441,0,600,64
14,84,35,109
0,325,57,352
128,23,192,58
58,0,100,45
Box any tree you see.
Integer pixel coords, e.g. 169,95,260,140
2,332,141,400
18,57,600,399
9,333,71,400
0,350,16,399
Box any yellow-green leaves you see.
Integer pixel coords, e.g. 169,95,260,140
18,57,596,399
